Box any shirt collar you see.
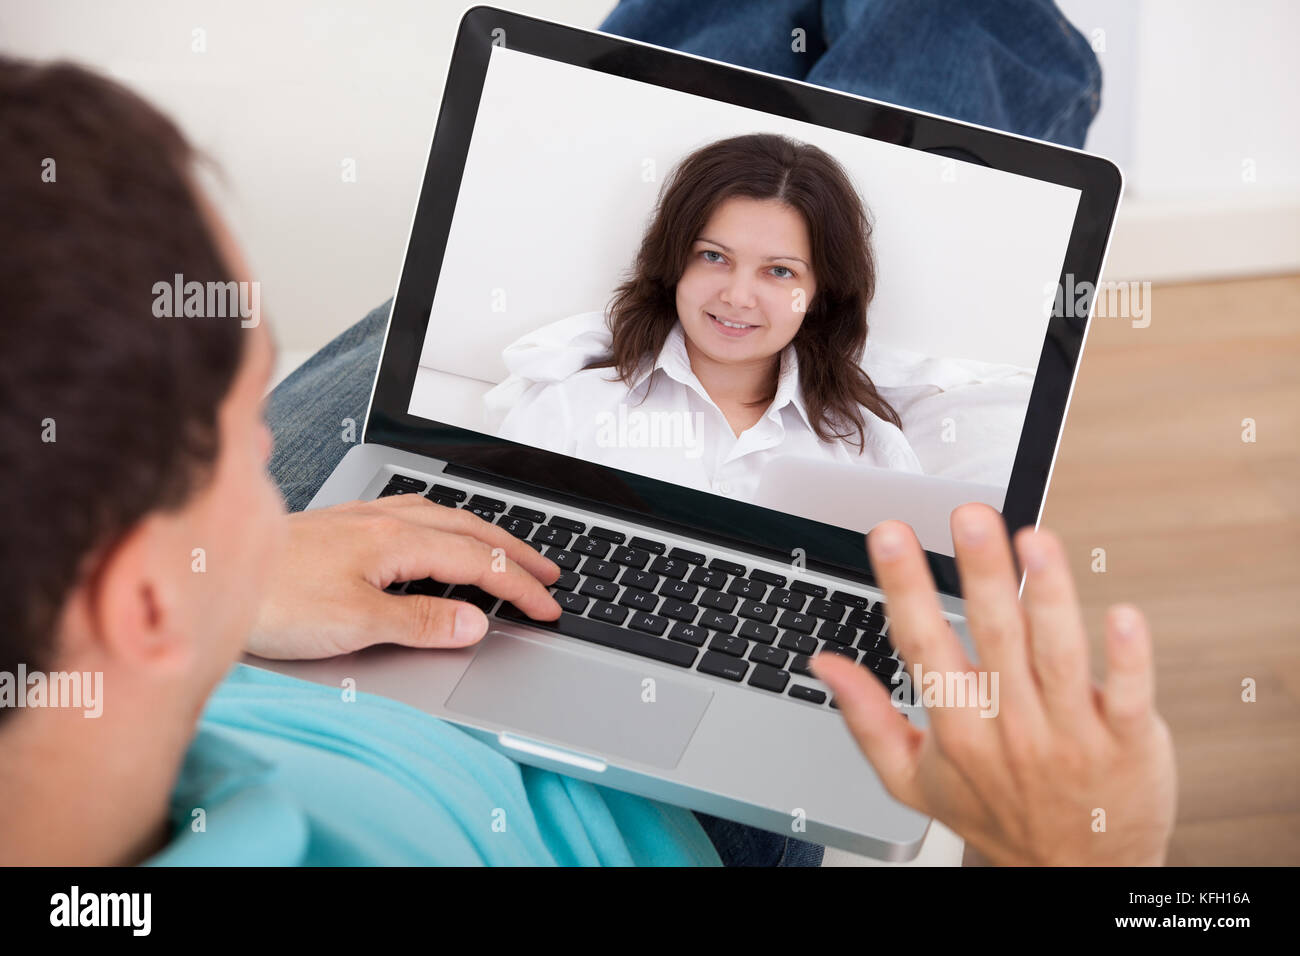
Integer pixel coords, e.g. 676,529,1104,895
141,724,306,866
628,323,816,433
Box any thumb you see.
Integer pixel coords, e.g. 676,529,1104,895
810,652,923,805
362,589,491,649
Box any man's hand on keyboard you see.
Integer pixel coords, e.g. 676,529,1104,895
246,495,562,660
810,502,1177,866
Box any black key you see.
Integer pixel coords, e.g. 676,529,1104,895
589,526,626,544
658,599,697,623
426,492,459,507
688,566,728,590
628,536,666,555
830,590,873,609
648,556,689,580
776,611,816,634
447,584,497,612
858,632,891,655
749,569,787,588
658,579,698,602
610,545,651,569
708,558,746,578
668,622,708,646
748,644,789,669
747,662,790,693
790,654,813,676
627,612,669,637
726,577,767,600
463,504,497,521
578,578,619,601
818,621,857,645
527,541,543,553
789,580,827,598
699,589,737,613
736,600,777,624
430,483,468,502
737,619,778,645
497,515,534,539
766,588,805,611
545,547,580,571
819,641,858,662
379,483,420,498
860,650,898,675
709,634,748,657
829,697,841,710
667,547,707,565
556,591,589,614
552,571,580,592
848,607,884,628
778,631,819,655
572,535,611,558
467,494,506,513
697,651,749,682
406,578,446,597
807,599,847,621
580,558,619,581
620,567,659,591
507,504,545,523
699,610,738,634
549,516,586,534
590,601,629,625
789,684,827,704
618,588,659,612
533,525,573,548
387,473,427,490
498,604,696,668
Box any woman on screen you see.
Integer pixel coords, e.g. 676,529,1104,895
493,133,922,501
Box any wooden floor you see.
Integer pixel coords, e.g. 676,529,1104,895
1004,273,1300,866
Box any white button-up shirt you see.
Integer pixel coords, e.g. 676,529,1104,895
488,313,923,501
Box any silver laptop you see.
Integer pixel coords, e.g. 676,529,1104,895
249,5,1123,859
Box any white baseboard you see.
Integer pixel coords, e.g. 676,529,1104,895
1102,190,1300,284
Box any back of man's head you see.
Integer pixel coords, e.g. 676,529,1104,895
0,56,246,721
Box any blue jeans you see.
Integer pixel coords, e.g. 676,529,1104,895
265,0,1100,866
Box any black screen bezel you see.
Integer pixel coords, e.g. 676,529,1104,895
365,4,1123,598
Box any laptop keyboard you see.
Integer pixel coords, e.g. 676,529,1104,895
377,472,910,712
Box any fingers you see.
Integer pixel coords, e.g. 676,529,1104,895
950,504,1045,728
1013,526,1103,735
810,652,924,806
867,520,975,736
378,522,562,622
374,495,561,586
363,590,491,649
1101,603,1157,738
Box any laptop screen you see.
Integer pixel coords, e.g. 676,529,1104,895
369,8,1121,596
404,43,1080,557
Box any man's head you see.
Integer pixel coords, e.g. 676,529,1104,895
0,57,286,729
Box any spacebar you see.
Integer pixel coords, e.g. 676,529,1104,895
496,604,698,668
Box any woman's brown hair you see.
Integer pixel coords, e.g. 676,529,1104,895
587,132,902,449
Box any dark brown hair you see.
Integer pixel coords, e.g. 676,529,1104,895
588,133,901,447
0,57,246,717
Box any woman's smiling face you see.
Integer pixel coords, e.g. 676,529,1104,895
675,196,817,367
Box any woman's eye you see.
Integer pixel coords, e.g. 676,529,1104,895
771,266,794,279
701,250,724,263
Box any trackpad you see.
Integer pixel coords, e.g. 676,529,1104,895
444,631,713,769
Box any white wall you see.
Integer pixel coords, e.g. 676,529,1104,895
3,0,1295,364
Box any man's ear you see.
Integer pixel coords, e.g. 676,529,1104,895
83,513,195,675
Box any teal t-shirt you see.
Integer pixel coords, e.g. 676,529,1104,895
144,662,722,866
